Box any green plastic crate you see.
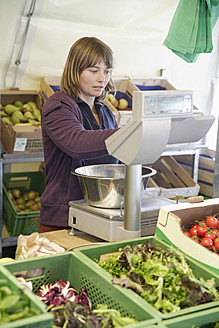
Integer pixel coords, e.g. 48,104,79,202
0,265,53,328
136,325,166,328
74,236,219,323
2,252,160,327
133,325,166,328
3,171,45,236
146,326,166,328
162,307,219,328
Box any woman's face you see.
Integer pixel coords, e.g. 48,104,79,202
79,59,111,102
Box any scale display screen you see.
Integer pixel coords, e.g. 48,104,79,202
143,92,193,116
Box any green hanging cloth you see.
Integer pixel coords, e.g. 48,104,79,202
163,0,219,63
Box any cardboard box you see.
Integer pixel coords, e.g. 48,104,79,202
1,90,43,153
150,156,200,198
156,197,219,274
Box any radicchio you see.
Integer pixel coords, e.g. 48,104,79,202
36,279,91,310
36,279,78,308
14,273,33,291
75,287,92,309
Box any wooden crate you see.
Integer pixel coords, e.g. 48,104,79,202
103,78,139,126
40,76,61,100
150,156,200,198
174,149,215,197
198,155,214,197
144,177,160,197
129,77,176,91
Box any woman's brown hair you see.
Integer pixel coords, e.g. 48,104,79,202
61,37,115,100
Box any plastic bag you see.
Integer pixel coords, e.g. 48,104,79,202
15,232,65,278
163,0,219,63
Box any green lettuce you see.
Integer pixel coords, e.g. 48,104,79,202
98,240,219,314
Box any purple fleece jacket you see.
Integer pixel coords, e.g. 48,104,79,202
39,91,119,227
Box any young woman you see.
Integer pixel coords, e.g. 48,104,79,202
39,37,119,233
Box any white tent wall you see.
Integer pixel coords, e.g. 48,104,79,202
0,0,219,136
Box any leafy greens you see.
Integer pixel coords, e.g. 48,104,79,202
97,240,219,314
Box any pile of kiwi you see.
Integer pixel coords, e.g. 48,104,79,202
7,188,41,213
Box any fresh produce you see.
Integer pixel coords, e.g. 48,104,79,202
14,274,33,290
51,302,138,328
8,188,41,212
206,215,218,228
36,279,138,327
1,116,11,125
0,278,40,324
0,110,7,117
14,100,23,107
106,93,118,107
0,257,14,263
0,100,41,126
97,240,219,314
106,93,131,110
183,215,219,254
118,98,129,110
5,104,19,116
36,279,91,310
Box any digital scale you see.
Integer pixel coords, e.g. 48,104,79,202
69,90,215,242
69,196,175,242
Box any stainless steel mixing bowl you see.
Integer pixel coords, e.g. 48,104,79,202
72,164,156,208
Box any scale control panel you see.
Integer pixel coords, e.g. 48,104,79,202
132,90,193,119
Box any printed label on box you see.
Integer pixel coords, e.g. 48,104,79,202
26,139,44,152
14,138,27,151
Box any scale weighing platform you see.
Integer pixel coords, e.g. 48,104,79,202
69,196,175,242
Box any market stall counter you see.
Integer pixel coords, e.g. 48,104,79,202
40,228,107,251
